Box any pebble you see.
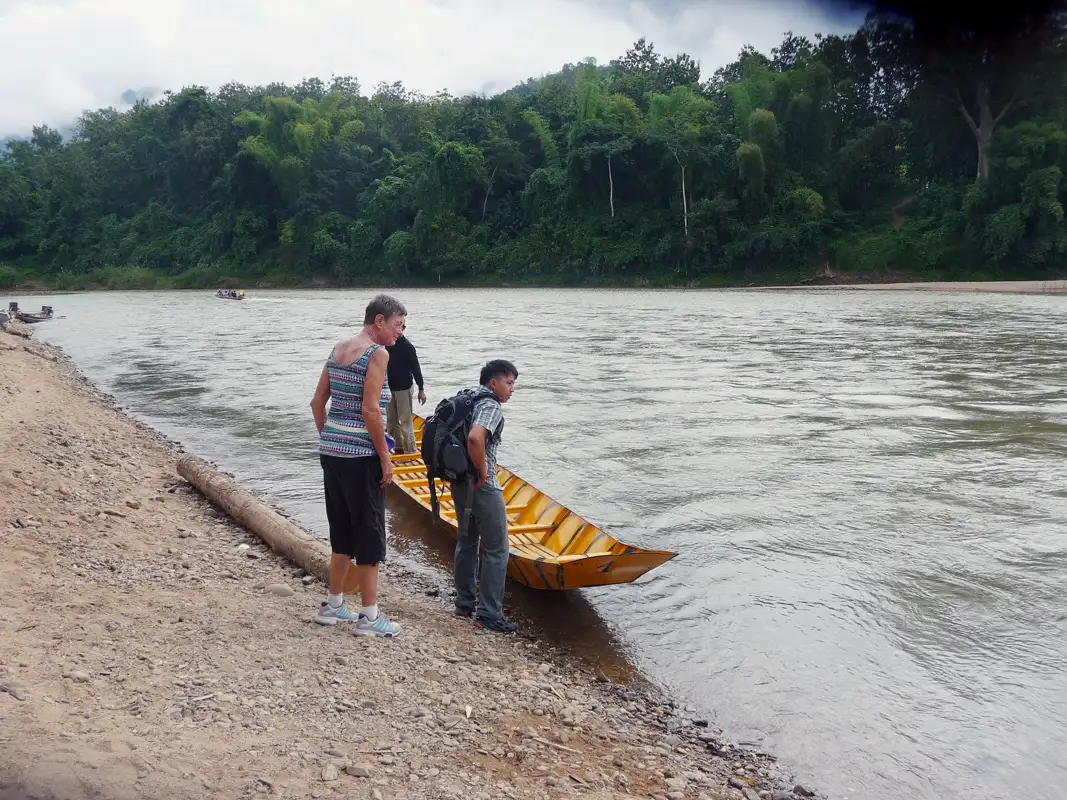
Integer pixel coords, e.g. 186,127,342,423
794,785,815,798
537,663,551,674
335,656,349,666
772,792,794,800
265,584,295,598
742,789,762,800
666,776,687,790
667,793,685,800
321,763,339,782
126,500,142,510
302,575,315,585
0,681,28,701
345,764,371,778
67,670,91,683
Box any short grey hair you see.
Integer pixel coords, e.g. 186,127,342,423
363,294,407,325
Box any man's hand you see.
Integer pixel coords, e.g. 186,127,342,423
467,425,490,491
379,455,394,488
417,388,427,406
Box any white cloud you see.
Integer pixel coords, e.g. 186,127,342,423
0,0,863,136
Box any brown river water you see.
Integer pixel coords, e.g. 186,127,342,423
26,287,1067,800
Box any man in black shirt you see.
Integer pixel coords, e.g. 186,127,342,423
385,323,427,453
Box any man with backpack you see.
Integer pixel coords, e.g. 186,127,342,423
421,359,519,634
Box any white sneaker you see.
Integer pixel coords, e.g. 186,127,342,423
314,602,359,626
355,612,402,637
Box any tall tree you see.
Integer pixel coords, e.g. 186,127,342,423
648,86,714,238
570,60,642,217
865,1,1067,181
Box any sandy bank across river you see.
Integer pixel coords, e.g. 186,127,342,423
0,330,814,800
759,279,1067,294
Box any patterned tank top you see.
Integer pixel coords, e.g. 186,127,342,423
318,344,391,458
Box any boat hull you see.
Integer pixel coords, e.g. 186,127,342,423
386,414,676,590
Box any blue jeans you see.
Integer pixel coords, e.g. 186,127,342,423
451,482,509,621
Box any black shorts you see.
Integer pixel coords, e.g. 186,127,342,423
320,454,387,565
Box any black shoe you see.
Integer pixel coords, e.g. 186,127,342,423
474,616,517,634
454,606,473,618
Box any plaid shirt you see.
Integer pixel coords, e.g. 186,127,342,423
470,394,504,490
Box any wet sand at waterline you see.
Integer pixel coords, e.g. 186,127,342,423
0,329,802,800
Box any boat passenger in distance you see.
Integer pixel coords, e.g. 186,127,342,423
309,293,406,637
385,322,427,454
452,359,520,634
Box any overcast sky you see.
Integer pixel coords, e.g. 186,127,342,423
0,0,865,137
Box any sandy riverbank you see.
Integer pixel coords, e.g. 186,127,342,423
0,329,813,800
758,279,1067,294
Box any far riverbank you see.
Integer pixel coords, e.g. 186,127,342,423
3,272,1067,296
756,279,1067,294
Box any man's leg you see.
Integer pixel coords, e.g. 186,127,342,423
350,457,401,637
315,455,360,625
396,388,415,453
385,393,400,447
473,486,511,626
451,482,480,616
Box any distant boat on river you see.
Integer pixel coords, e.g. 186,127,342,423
6,302,54,323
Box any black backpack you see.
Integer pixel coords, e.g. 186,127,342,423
422,388,500,517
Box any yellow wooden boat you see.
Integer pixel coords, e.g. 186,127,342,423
387,414,676,590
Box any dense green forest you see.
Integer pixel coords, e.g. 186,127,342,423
1,6,1066,290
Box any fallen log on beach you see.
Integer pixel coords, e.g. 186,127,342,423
1,318,35,338
176,454,358,592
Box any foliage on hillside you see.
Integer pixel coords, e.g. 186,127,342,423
2,9,1066,290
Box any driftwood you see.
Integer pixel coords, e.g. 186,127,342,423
1,319,34,339
177,455,358,592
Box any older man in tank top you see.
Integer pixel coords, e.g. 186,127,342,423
309,294,407,637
